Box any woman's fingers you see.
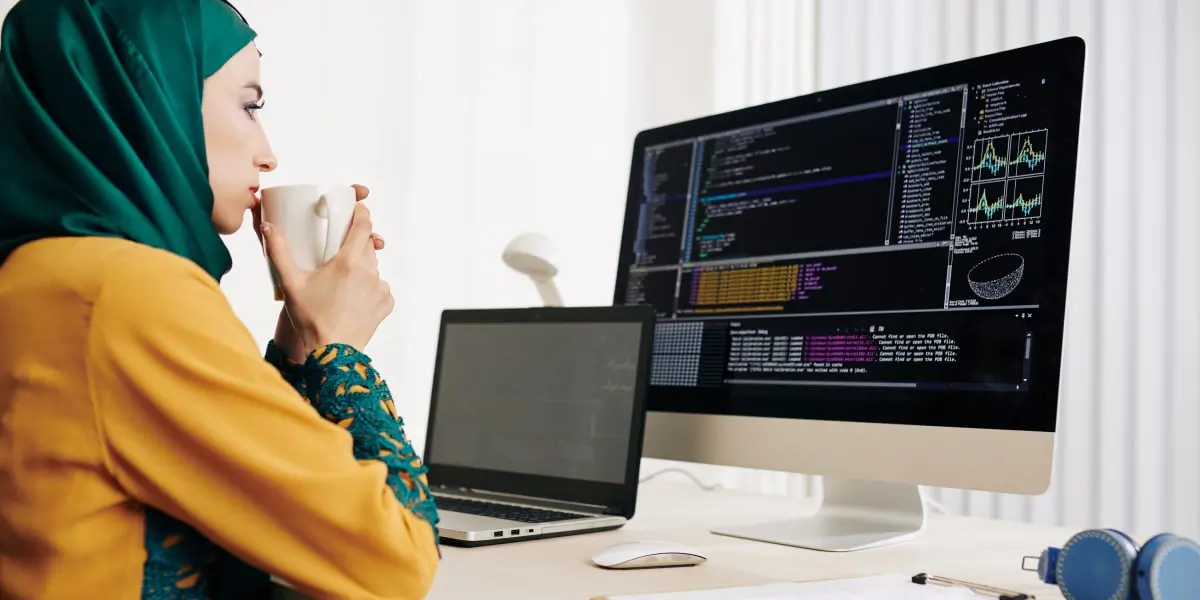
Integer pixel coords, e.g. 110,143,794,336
348,185,381,252
352,184,369,202
261,223,301,289
343,204,374,249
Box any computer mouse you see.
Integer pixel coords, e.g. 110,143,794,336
590,541,707,569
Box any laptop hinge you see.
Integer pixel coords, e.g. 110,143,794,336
433,485,610,514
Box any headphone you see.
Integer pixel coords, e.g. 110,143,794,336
1023,529,1200,600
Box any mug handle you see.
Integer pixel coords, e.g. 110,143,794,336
317,192,355,264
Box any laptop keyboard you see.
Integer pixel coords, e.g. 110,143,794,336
435,495,590,523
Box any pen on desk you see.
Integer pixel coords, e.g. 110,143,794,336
911,573,1033,600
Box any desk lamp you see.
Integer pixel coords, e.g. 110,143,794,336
502,233,563,307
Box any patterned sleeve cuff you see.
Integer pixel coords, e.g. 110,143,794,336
300,344,441,542
264,340,308,396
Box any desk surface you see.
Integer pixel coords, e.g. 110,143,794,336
421,480,1072,599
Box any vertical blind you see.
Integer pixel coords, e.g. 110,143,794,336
702,0,1200,541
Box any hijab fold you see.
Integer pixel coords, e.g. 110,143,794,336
0,0,257,281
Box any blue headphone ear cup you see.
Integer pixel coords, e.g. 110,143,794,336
1136,534,1177,600
1107,528,1138,548
1056,529,1139,600
1136,533,1200,600
1038,547,1061,584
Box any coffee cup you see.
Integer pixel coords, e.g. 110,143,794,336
260,184,357,300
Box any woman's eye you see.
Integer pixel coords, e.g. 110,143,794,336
243,101,265,118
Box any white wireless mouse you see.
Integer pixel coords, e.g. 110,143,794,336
590,541,707,570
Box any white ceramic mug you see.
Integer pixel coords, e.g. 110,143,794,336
260,184,356,300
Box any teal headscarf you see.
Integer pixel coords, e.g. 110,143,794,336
0,0,257,281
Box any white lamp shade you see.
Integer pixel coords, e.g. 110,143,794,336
502,232,563,306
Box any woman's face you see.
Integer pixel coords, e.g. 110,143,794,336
202,43,277,234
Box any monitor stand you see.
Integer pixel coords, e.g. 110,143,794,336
709,476,928,552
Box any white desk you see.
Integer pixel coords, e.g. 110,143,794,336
421,480,1072,599
272,479,1075,599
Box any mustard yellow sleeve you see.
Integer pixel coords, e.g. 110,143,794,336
87,259,439,600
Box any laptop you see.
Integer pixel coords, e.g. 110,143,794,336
423,305,656,547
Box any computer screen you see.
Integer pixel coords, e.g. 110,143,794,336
427,320,646,484
613,39,1083,433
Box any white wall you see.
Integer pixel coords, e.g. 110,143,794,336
222,0,717,455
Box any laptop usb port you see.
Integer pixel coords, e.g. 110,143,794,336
510,529,520,535
493,531,503,537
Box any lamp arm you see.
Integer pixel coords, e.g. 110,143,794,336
532,275,563,307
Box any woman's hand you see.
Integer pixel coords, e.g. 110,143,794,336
257,185,391,363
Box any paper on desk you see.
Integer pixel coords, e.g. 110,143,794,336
597,573,981,600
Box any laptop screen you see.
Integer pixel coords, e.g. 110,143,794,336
427,319,647,485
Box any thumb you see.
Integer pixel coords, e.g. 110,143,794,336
251,204,264,246
261,222,301,288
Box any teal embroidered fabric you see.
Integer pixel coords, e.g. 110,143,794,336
265,339,307,396
141,508,268,599
140,508,219,599
296,343,441,539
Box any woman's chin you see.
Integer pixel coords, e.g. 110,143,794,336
212,213,245,236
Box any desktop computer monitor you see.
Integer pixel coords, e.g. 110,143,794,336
611,37,1086,551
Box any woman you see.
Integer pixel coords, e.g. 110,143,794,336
0,1,439,599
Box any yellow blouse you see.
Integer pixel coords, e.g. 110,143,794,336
0,236,440,599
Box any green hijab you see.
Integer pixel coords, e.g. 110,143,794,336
0,0,257,281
